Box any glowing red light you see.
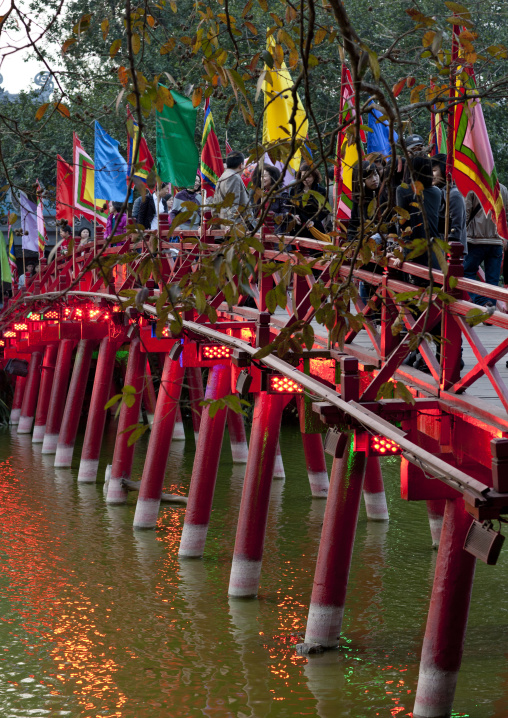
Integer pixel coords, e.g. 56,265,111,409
30,314,41,322
88,308,100,319
113,305,121,313
45,310,59,320
370,435,401,456
14,323,28,331
75,308,84,319
161,326,170,337
268,375,304,394
4,330,15,338
64,307,72,317
201,344,233,360
240,327,255,343
0,340,4,346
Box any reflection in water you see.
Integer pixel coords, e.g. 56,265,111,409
0,426,504,716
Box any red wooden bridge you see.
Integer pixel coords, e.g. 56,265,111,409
2,226,508,718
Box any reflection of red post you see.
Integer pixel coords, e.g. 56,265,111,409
301,433,329,497
32,344,58,443
133,355,185,528
17,350,43,434
426,498,445,547
187,367,203,442
363,456,389,521
142,360,157,427
106,336,145,504
179,364,231,557
54,339,94,467
10,375,27,425
273,441,285,478
303,435,367,648
78,337,117,482
413,497,475,718
42,339,75,454
227,409,249,463
228,392,283,597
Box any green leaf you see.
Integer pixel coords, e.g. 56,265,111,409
302,323,314,351
265,288,277,314
395,381,415,406
104,394,122,410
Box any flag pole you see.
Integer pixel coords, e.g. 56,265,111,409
445,23,459,243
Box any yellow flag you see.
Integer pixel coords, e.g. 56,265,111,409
262,35,308,171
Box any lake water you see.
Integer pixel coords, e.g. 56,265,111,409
0,420,507,717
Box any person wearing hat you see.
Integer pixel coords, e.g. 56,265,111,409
405,134,426,155
430,153,467,249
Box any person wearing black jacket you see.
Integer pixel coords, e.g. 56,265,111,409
430,153,467,251
138,184,170,230
289,163,330,236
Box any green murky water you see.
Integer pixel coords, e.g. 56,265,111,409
0,420,507,717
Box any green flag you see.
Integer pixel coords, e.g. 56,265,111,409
0,231,12,284
156,88,199,187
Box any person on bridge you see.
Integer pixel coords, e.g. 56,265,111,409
168,172,202,231
289,163,330,239
213,151,254,232
249,165,290,234
463,184,508,307
430,153,467,250
105,201,127,242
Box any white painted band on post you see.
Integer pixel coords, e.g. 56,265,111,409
413,665,459,718
54,444,74,468
273,452,285,479
194,431,200,443
428,515,444,547
308,470,329,498
178,523,209,558
105,477,128,505
146,413,155,428
228,557,262,598
304,602,345,648
133,497,160,529
77,459,100,483
17,416,34,434
32,424,46,443
173,421,186,440
363,490,389,521
10,408,21,425
41,433,59,454
230,440,249,464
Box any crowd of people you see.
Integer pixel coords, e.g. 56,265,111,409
45,137,508,311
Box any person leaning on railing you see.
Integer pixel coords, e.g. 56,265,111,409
213,151,254,234
249,164,291,237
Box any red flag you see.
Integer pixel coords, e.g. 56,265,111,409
225,132,233,156
335,66,365,221
126,106,155,186
56,155,73,223
201,99,224,198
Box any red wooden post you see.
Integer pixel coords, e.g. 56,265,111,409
106,336,145,504
441,242,464,390
227,408,249,463
10,375,27,425
187,366,203,442
142,359,157,427
41,339,75,454
228,391,284,597
413,497,476,718
178,363,231,557
301,434,367,648
301,433,329,497
133,355,185,529
173,403,186,440
32,344,58,443
380,268,399,361
77,337,117,482
363,456,389,521
273,441,285,478
426,499,446,547
54,339,95,467
17,350,43,434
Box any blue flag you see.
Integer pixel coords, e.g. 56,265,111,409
366,106,398,157
94,121,128,202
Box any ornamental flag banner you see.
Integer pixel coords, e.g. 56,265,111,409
200,98,224,198
453,68,508,239
0,230,12,285
73,133,108,226
262,34,308,172
36,180,47,259
94,121,129,202
7,216,16,279
156,88,199,188
126,106,155,186
335,65,365,221
18,191,39,253
56,155,74,223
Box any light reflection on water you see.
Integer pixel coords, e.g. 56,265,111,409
0,421,506,716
